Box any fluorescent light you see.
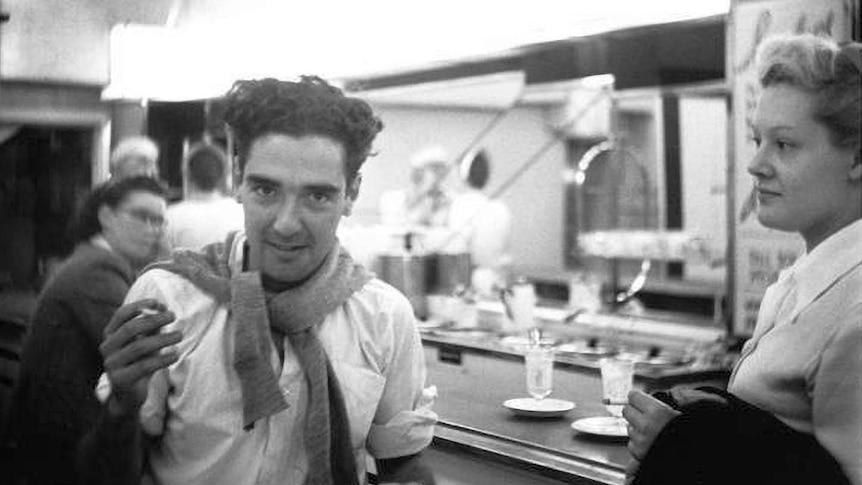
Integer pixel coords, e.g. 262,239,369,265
104,0,729,101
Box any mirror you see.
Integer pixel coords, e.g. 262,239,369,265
560,82,728,323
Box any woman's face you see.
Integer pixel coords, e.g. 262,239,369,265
99,190,167,267
747,84,861,249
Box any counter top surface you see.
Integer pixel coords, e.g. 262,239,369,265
432,372,631,478
425,343,631,484
423,330,731,484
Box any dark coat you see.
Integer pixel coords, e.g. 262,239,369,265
10,243,134,485
633,387,851,485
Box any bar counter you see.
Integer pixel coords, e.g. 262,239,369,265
422,332,731,484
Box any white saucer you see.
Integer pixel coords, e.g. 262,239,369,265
571,416,628,438
503,398,576,418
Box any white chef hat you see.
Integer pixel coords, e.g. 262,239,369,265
410,145,449,168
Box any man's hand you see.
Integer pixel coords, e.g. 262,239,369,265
100,299,180,416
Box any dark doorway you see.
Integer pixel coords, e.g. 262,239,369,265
0,125,93,290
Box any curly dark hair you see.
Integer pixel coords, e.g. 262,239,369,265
222,76,384,184
73,176,168,244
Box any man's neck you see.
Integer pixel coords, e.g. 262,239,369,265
261,273,308,294
243,243,330,295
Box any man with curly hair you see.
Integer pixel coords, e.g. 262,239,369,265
79,77,438,485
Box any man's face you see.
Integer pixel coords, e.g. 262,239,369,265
415,162,448,194
240,134,358,283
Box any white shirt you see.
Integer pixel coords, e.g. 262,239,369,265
446,190,512,269
165,194,245,250
378,188,451,228
729,218,862,485
121,235,437,485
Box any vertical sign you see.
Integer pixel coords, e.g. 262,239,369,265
729,0,859,336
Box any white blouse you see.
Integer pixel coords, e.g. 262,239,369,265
729,219,862,485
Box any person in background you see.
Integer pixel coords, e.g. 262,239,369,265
379,145,452,228
109,136,160,180
446,149,512,296
623,33,861,485
166,142,244,250
79,76,437,485
10,176,168,485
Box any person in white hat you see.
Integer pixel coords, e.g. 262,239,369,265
379,145,453,228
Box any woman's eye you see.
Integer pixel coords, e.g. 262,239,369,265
751,136,762,148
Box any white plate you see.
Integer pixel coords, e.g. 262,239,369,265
503,398,575,418
571,416,629,438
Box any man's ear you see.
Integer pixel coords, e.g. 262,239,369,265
850,150,862,181
234,168,245,203
97,205,114,232
343,174,362,216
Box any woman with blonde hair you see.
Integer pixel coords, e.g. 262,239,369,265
624,33,861,485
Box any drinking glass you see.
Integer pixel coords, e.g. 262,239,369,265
600,357,634,421
525,346,555,401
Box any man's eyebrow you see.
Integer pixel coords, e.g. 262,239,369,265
748,124,796,134
766,125,795,132
305,183,342,193
244,175,342,193
244,174,277,185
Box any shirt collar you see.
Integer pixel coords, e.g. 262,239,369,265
784,218,862,318
228,231,246,276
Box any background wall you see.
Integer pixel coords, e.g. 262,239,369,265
0,0,171,84
679,95,727,283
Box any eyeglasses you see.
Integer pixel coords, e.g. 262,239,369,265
119,207,166,228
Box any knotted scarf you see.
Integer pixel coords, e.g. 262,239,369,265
145,232,370,485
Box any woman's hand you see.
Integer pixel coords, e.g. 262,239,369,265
668,388,728,408
622,388,728,481
622,390,681,480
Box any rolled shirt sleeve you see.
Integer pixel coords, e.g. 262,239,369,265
366,293,438,459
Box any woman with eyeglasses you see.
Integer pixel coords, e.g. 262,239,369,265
623,33,861,485
9,176,168,485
